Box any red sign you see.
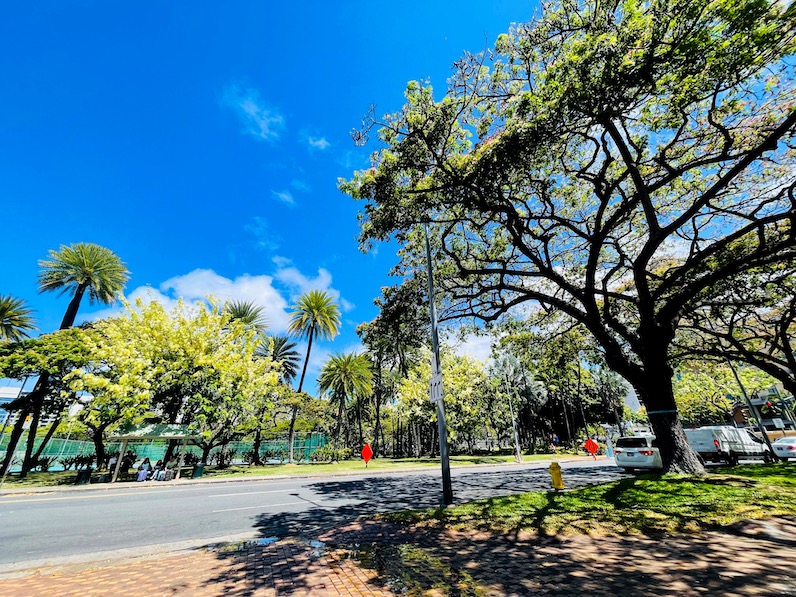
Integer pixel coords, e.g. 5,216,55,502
361,443,373,464
584,438,599,455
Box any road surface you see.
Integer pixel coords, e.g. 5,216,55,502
0,460,623,568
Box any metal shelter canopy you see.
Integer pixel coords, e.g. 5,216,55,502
110,424,199,483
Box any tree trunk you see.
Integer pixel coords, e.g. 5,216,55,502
20,401,44,477
356,398,363,450
59,284,87,329
0,405,29,475
32,416,62,464
372,386,382,458
252,428,263,466
201,444,212,464
288,324,316,464
14,376,49,477
91,426,106,469
286,405,299,463
333,398,345,450
633,362,705,474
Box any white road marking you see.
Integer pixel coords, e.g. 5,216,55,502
211,500,306,513
208,489,294,498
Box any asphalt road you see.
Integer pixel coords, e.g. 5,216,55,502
0,460,623,568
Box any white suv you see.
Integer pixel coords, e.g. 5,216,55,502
614,435,663,472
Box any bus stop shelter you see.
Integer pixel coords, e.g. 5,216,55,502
110,424,198,483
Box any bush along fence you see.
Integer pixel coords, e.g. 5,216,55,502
0,432,326,472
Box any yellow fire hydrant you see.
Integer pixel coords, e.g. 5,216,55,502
549,461,564,491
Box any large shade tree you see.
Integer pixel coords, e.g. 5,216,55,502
286,290,340,462
343,0,796,473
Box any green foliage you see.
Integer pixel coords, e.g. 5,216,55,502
310,445,354,462
0,295,36,342
319,353,374,406
288,289,341,400
67,298,282,454
258,336,301,383
225,300,268,333
288,290,341,342
343,0,796,472
382,463,796,536
673,360,778,427
38,242,129,306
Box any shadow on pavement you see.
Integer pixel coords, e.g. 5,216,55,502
203,465,631,595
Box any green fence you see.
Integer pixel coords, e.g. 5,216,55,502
0,432,326,471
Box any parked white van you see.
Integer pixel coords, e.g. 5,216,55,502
684,426,772,465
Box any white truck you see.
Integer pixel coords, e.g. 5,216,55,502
684,426,772,465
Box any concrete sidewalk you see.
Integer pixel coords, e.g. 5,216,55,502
2,517,795,596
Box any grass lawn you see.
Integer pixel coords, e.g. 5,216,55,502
381,462,796,536
0,453,563,488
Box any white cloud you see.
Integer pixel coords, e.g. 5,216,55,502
271,190,295,205
244,216,280,252
340,297,355,313
274,266,335,299
159,269,292,332
223,85,284,142
291,179,311,193
307,136,330,150
449,332,494,363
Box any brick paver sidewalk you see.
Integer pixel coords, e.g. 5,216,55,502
1,517,795,596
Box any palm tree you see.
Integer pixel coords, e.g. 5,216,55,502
225,300,268,333
3,243,129,477
257,336,300,383
286,290,340,462
38,242,130,329
0,295,35,342
319,352,373,451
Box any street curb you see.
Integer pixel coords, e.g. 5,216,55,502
0,456,606,496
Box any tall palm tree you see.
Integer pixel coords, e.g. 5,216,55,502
3,243,129,477
286,290,340,462
38,242,130,329
319,352,373,451
0,295,35,342
225,300,268,333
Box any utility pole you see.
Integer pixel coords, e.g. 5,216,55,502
504,375,523,463
726,360,778,459
423,224,453,505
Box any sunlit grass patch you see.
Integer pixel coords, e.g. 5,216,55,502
381,463,796,537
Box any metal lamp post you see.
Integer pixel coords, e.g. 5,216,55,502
423,224,453,505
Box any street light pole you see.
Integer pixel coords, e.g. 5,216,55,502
423,224,453,505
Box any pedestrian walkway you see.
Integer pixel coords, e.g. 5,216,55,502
2,517,794,595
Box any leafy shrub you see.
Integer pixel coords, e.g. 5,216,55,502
310,446,353,462
242,450,257,465
33,456,58,472
59,456,78,471
75,454,95,470
263,448,287,463
211,448,237,468
182,453,200,466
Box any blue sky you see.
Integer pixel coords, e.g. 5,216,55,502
1,1,535,391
